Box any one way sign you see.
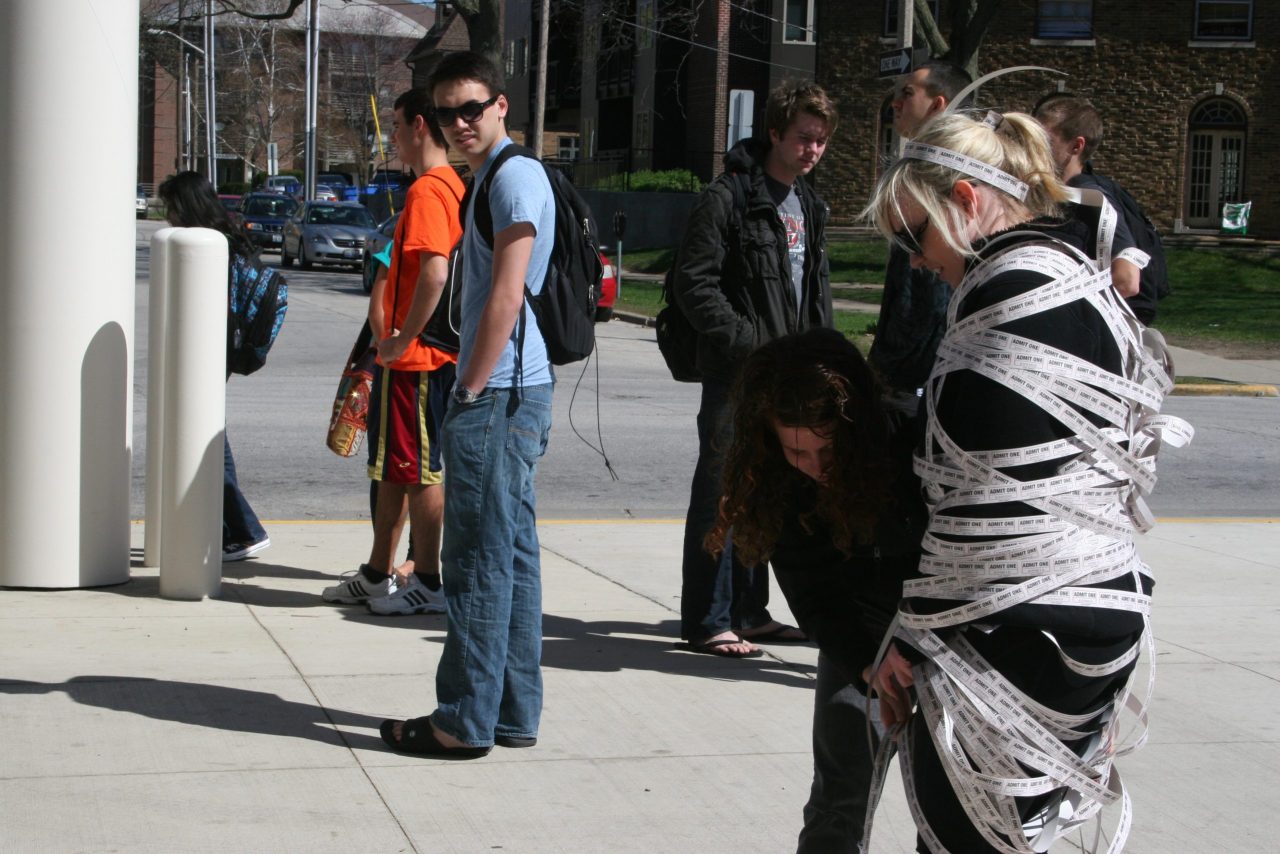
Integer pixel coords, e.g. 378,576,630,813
879,48,912,78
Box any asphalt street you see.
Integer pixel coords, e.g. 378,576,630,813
131,221,1277,524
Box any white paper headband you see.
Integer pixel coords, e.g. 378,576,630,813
902,141,1030,202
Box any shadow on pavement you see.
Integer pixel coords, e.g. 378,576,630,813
0,676,386,751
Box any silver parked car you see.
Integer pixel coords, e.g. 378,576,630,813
280,201,378,271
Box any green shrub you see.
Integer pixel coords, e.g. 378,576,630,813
218,182,250,196
592,169,702,193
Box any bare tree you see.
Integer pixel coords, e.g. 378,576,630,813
912,0,1003,77
217,9,305,177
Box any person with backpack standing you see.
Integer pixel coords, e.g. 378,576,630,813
321,87,463,615
378,51,556,758
671,81,837,658
158,171,272,563
1034,95,1168,324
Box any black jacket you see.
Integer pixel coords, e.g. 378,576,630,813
673,138,833,382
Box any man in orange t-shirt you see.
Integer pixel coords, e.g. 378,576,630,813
323,87,465,614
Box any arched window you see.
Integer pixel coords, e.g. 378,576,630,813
1186,98,1246,228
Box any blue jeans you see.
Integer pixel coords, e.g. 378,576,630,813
680,379,773,640
224,435,266,546
433,384,553,747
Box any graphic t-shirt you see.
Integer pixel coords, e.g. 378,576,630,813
766,174,806,318
381,165,465,371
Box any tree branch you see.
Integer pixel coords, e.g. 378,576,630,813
913,0,949,58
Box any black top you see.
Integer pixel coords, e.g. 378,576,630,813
911,219,1150,649
672,138,832,382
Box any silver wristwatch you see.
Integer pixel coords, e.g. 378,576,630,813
452,384,479,405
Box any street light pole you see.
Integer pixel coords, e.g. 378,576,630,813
204,0,217,188
147,28,205,173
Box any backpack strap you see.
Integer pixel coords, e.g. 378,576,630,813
464,143,532,248
388,170,465,339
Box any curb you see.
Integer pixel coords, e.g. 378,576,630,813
1172,383,1279,397
606,313,1276,397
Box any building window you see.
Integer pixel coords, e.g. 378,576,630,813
884,0,940,38
1194,0,1253,40
877,98,896,175
1036,1,1093,39
557,135,580,161
513,37,528,77
784,0,815,44
1185,98,1246,228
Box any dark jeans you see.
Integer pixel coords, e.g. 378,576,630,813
223,435,266,546
797,653,882,853
680,379,772,641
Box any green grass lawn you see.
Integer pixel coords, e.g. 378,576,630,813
1157,248,1280,346
617,241,1279,349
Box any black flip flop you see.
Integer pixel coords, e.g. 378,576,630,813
677,636,764,658
379,716,492,759
740,623,809,644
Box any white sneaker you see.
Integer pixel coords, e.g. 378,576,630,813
322,566,396,604
367,573,445,616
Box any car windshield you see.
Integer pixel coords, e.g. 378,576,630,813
317,174,349,187
243,196,297,216
306,206,375,228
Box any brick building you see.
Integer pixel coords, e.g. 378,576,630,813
814,0,1278,239
139,0,431,191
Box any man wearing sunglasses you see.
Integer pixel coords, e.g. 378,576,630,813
377,51,556,759
871,60,970,415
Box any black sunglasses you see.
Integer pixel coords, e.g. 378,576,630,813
432,96,498,126
893,217,929,255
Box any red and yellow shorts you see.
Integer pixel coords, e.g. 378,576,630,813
366,362,456,485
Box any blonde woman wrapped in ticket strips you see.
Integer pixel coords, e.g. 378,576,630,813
861,110,1191,853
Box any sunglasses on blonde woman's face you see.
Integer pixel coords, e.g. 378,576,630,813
431,96,498,126
893,216,930,255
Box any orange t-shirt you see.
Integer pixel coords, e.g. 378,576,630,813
380,166,466,371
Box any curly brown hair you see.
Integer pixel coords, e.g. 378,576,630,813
706,329,896,567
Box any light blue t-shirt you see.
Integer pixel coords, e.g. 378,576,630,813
459,137,556,388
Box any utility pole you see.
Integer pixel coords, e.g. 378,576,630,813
532,0,550,158
204,0,217,187
304,0,320,200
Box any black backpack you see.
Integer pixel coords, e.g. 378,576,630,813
467,144,602,365
227,253,288,376
1089,171,1171,320
655,172,749,383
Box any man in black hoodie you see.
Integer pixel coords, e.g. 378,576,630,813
672,81,836,657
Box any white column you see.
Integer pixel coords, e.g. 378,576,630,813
0,0,139,588
157,229,227,601
143,229,176,566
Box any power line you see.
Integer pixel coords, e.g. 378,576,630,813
728,0,817,39
616,17,815,76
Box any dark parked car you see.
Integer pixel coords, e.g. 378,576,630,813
235,192,298,251
317,172,359,202
281,201,378,270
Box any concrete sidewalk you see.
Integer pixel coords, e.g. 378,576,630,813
2,518,1276,852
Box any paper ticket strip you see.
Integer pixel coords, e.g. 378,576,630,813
863,151,1193,852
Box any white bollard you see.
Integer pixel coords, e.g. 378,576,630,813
158,228,228,600
0,0,138,588
144,228,177,567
